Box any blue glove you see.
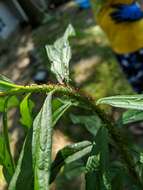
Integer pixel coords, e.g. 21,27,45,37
110,3,143,23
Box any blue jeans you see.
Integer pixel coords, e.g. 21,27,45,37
116,48,143,93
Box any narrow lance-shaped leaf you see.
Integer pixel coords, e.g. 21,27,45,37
0,136,14,184
85,143,100,190
0,96,19,183
0,75,20,92
46,24,75,84
50,141,93,183
118,101,143,126
99,128,111,190
2,97,15,183
63,160,86,179
32,92,53,190
0,96,19,112
70,114,101,136
8,128,33,190
97,95,143,110
122,110,143,125
85,127,111,190
20,94,35,128
52,98,78,127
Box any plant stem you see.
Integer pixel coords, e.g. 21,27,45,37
0,84,143,187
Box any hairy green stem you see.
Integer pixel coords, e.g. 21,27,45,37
1,84,143,188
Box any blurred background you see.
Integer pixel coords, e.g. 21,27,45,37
0,0,136,189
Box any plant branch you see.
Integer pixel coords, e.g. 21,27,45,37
0,84,143,188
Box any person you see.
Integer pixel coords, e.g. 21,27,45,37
96,0,143,93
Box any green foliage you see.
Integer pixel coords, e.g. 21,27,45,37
32,92,53,190
50,141,92,183
20,94,34,128
122,110,143,125
46,24,75,84
0,25,143,190
2,97,15,183
0,136,14,183
97,95,143,110
85,127,111,190
52,98,78,127
0,75,20,92
70,114,102,136
0,96,19,112
9,128,33,190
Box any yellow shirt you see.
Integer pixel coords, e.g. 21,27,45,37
96,0,143,54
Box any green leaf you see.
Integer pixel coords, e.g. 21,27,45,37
0,75,19,92
70,114,101,136
63,160,86,179
32,92,53,190
98,128,111,190
139,152,143,181
0,136,14,183
85,128,111,190
0,97,6,112
0,75,13,83
85,154,100,173
140,152,143,164
8,128,33,190
20,94,34,128
0,96,19,183
85,143,100,190
2,97,15,183
50,141,92,183
52,98,78,127
122,110,143,124
97,95,143,110
46,24,75,84
0,96,19,112
111,168,124,190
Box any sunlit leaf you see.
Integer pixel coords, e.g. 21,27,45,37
2,97,15,183
0,136,14,184
122,110,143,124
140,153,143,164
97,95,143,110
20,94,34,128
52,98,78,127
50,141,92,183
86,154,100,173
85,128,111,190
9,128,33,190
70,114,101,136
0,75,19,92
32,92,53,190
85,142,100,190
0,96,19,112
46,24,75,84
0,75,13,83
63,160,85,179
